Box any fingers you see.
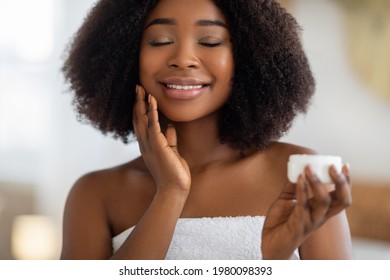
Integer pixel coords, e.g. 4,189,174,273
147,94,163,139
132,85,178,155
146,93,179,155
133,85,164,141
164,124,179,154
279,164,352,243
342,163,352,186
296,175,309,209
304,166,332,224
302,164,352,222
287,175,311,235
327,165,352,216
133,85,148,141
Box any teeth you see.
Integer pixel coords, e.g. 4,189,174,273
166,84,203,90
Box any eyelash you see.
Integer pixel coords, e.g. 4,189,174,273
200,42,222,47
148,41,172,47
148,41,222,48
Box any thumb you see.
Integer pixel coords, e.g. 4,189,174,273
164,124,179,154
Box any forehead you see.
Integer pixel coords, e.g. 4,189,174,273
146,0,227,24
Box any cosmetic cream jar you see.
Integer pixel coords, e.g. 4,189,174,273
287,154,342,184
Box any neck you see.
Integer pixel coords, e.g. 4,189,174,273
168,114,240,171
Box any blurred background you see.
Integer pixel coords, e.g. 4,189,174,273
0,0,389,260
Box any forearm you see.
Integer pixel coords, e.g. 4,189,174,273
261,238,298,260
299,212,353,260
110,189,188,260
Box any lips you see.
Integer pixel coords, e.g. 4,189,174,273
166,84,204,90
159,77,211,100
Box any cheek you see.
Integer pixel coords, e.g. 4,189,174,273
139,54,150,82
210,51,235,81
139,51,166,97
139,49,160,84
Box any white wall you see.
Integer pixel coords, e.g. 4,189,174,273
0,0,140,228
47,0,142,223
1,0,390,256
282,0,390,182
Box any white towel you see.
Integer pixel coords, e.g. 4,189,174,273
112,216,300,260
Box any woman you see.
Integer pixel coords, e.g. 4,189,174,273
61,0,352,259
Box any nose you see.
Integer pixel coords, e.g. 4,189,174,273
168,42,201,70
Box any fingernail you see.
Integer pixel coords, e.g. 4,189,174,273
306,165,313,176
148,94,151,103
135,85,139,94
330,164,339,175
345,162,351,173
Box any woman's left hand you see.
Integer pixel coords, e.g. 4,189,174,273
261,164,352,259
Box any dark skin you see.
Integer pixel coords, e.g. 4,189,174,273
61,0,352,260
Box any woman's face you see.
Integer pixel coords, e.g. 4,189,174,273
139,0,234,123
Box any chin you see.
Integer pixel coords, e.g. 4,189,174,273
163,113,201,123
156,99,220,124
160,109,208,123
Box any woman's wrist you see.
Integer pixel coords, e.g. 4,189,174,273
155,188,189,205
262,245,296,260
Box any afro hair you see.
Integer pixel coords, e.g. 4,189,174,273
62,0,315,151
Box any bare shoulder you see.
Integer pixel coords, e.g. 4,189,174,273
68,156,150,200
260,141,317,172
245,142,318,196
61,157,153,259
64,156,154,229
269,141,317,157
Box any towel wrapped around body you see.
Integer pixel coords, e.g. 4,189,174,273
112,216,300,260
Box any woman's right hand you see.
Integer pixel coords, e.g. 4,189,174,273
261,164,352,259
132,85,191,194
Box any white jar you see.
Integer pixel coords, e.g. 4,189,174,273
288,154,342,184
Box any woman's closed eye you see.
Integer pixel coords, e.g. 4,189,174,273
199,42,222,47
148,40,173,47
148,36,173,47
147,36,225,47
198,37,223,47
149,41,222,47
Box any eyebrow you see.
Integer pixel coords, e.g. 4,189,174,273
195,19,228,28
144,18,228,30
145,18,176,29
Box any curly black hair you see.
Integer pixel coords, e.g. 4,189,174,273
62,0,315,151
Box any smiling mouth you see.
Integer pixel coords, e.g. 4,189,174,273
163,83,210,90
159,82,210,100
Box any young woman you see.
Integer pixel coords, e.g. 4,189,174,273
61,0,353,260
